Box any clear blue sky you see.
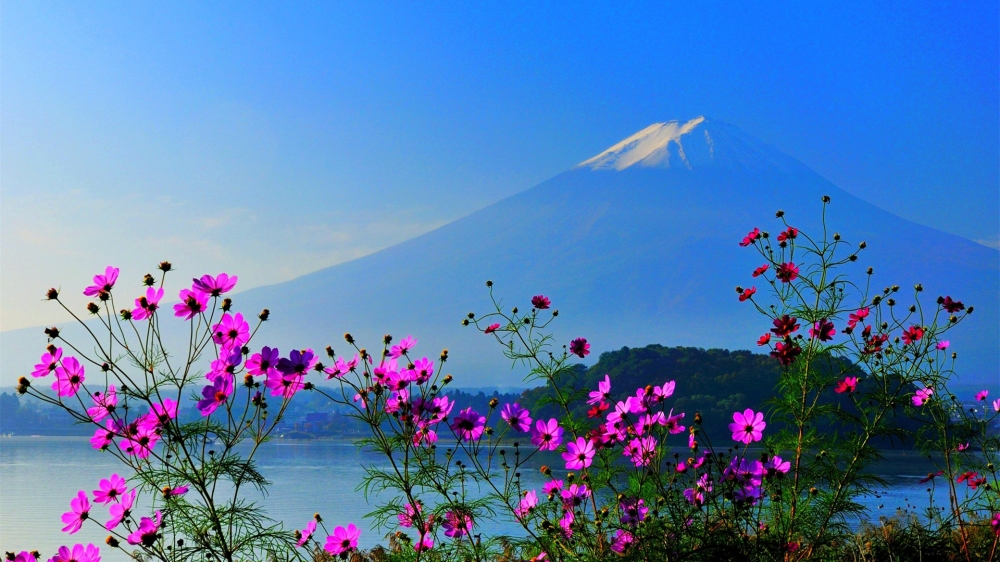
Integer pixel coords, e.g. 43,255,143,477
2,1,997,329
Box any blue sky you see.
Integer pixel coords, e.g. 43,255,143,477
2,1,997,330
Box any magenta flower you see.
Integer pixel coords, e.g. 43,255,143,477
941,296,965,313
83,266,120,298
106,489,136,530
247,346,280,377
936,340,950,350
277,349,319,377
61,491,91,534
994,398,1000,413
531,295,551,309
92,474,127,505
560,483,591,508
192,273,238,296
119,424,160,459
389,335,417,359
297,520,317,547
408,357,435,384
569,337,590,358
49,544,101,562
415,531,434,552
53,356,85,397
484,323,500,334
11,552,36,562
976,390,989,401
542,480,564,496
684,473,712,506
834,376,858,394
87,386,117,423
620,497,647,526
531,418,563,451
515,490,539,518
902,325,924,345
442,510,474,538
739,227,760,247
32,346,63,378
587,375,611,405
810,319,835,341
130,287,164,321
211,312,250,351
611,529,634,553
197,376,234,416
729,409,766,444
325,523,360,556
652,380,676,403
91,421,118,450
992,513,1000,536
562,437,595,470
450,407,486,441
912,387,934,406
501,403,532,432
149,398,179,426
173,288,209,320
127,511,162,546
398,502,422,527
559,509,574,538
324,354,360,379
165,485,189,497
208,349,243,382
625,436,658,467
847,307,870,329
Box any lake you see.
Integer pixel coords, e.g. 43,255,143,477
0,436,946,559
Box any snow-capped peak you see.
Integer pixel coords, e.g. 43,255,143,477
577,116,802,174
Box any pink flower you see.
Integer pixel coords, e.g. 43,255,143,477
61,491,91,534
992,513,1000,536
531,295,551,309
130,287,164,321
11,552,36,562
587,374,612,405
810,319,835,341
246,346,280,379
173,288,209,320
559,509,574,538
83,266,120,298
569,338,590,358
770,341,801,366
620,497,647,525
408,357,435,384
32,346,63,378
739,286,756,302
87,386,117,423
192,273,238,297
847,307,870,329
775,262,799,283
902,325,924,345
501,403,532,432
149,398,178,426
531,418,563,451
560,484,590,508
662,411,686,434
976,390,989,401
389,335,417,359
197,376,233,416
127,511,162,546
515,490,538,518
912,387,933,406
771,315,800,337
562,437,595,470
450,408,486,441
729,409,766,444
993,398,1000,413
442,510,474,538
211,312,250,351
936,340,950,350
415,530,434,552
684,473,712,506
53,357,85,397
106,489,136,530
119,423,160,459
484,323,500,334
762,455,791,477
165,485,189,497
297,520,317,547
834,376,858,394
777,226,798,242
49,544,101,562
543,480,564,496
398,502,421,527
739,228,760,247
611,530,634,553
325,524,360,556
91,421,117,450
92,474,127,505
625,436,657,467
324,354,360,379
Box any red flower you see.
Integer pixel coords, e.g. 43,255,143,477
957,471,987,490
863,333,888,355
531,295,551,310
901,325,924,345
587,402,610,418
775,262,799,283
941,296,964,313
776,227,798,243
484,323,500,334
770,342,801,366
809,319,835,342
756,333,771,346
739,228,761,247
751,264,769,277
569,338,590,358
847,307,869,329
834,376,858,394
738,286,756,302
770,315,800,337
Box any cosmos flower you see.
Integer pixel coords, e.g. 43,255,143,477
770,315,800,337
442,510,474,538
450,408,486,441
389,335,417,359
587,374,612,405
847,307,870,329
777,226,798,242
130,287,165,321
543,480,564,496
834,376,858,394
729,409,766,444
192,273,238,297
902,325,924,345
976,390,989,401
173,288,209,320
531,418,563,451
49,544,101,562
941,296,965,313
211,312,250,351
32,346,63,378
83,266,120,298
61,491,91,534
611,530,634,553
739,228,760,247
127,511,162,546
912,387,934,407
246,347,280,378
762,455,791,477
197,375,234,416
569,338,590,358
752,264,769,277
297,520,317,547
484,323,500,334
87,386,117,423
515,490,538,518
324,354,360,379
92,474,127,505
770,341,801,366
775,262,799,283
619,497,647,526
53,357,85,397
936,341,950,350
398,502,422,528
739,286,756,302
810,319,835,341
325,524,361,556
501,403,532,432
562,437,595,470
757,333,771,346
531,295,551,309
106,489,136,530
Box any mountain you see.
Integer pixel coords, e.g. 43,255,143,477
3,117,997,391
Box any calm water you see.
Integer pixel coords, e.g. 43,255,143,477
1,437,942,559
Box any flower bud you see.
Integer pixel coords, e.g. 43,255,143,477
443,375,453,385
485,280,493,287
833,233,840,241
489,397,499,409
541,465,551,476
694,412,702,425
325,346,335,358
303,382,314,390
105,536,119,547
914,284,923,292
244,374,254,387
867,267,874,275
908,305,916,313
158,261,172,272
462,319,470,326
552,310,559,317
44,326,60,339
16,377,30,394
221,298,232,312
775,210,784,218
859,241,867,249
87,302,100,314
344,333,354,344
314,512,322,522
511,306,518,314
143,273,155,286
735,286,743,294
46,288,59,300
120,309,132,320
967,306,974,314
383,334,393,344
440,349,449,361
258,309,270,321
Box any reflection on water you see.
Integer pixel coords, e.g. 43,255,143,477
0,437,941,560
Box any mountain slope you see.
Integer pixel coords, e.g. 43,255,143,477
3,117,997,390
